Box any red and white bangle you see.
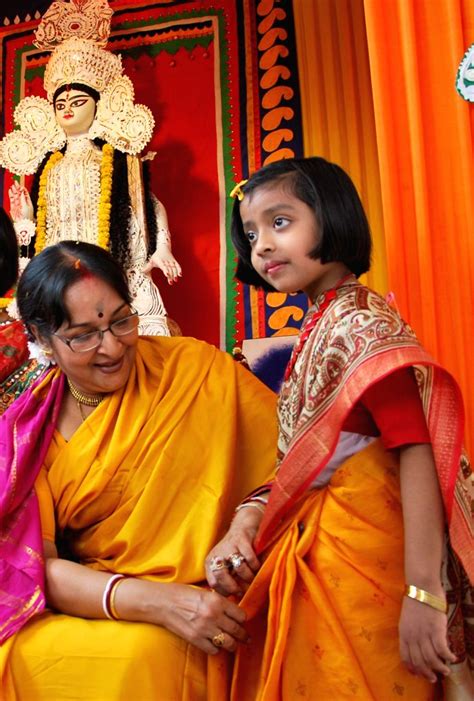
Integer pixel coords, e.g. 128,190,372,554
102,574,125,620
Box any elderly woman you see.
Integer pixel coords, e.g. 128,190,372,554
0,241,277,700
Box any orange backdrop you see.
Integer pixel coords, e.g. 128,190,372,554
293,0,474,454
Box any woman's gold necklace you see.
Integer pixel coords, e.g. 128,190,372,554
67,379,104,422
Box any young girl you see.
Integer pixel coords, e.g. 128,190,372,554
205,158,473,700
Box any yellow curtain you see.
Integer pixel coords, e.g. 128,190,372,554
293,0,474,453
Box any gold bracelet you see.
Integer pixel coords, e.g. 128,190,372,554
109,576,127,620
404,584,447,613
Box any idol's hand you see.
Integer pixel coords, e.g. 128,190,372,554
399,595,456,683
205,506,263,597
143,245,182,285
9,182,34,222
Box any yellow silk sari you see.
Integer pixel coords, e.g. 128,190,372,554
1,336,277,701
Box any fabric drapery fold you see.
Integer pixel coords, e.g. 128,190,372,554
224,443,435,700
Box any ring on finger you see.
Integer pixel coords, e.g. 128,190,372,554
212,631,226,648
227,552,246,570
209,556,229,573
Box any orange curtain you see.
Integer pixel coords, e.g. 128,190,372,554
293,0,474,453
292,0,387,295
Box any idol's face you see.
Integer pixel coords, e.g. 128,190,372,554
54,89,96,136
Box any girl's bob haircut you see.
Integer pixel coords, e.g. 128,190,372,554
231,157,372,291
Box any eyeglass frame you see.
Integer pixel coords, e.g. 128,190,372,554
53,309,140,353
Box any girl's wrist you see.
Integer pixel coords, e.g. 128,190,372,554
404,584,447,613
403,573,443,596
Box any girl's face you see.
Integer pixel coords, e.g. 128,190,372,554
240,181,349,300
54,88,96,136
41,275,138,396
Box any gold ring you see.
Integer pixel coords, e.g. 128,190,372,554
212,632,226,648
209,556,229,573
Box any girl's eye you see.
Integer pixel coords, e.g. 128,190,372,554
246,231,257,243
274,217,288,229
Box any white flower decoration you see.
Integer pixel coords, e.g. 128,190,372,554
27,341,56,367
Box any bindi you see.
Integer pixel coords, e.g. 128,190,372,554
97,311,104,318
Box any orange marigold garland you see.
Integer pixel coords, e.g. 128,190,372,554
98,143,114,250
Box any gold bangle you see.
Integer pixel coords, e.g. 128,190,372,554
109,576,127,620
404,584,447,613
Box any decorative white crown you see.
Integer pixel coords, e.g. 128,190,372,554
34,0,112,50
43,36,123,100
34,0,122,100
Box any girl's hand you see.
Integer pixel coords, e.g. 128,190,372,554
205,507,263,596
145,582,248,655
9,182,34,222
399,596,457,683
143,245,182,284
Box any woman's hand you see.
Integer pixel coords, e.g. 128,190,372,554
143,244,182,284
45,556,248,656
147,582,249,655
205,506,263,596
399,596,456,683
9,182,34,221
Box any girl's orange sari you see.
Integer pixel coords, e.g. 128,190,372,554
212,281,473,701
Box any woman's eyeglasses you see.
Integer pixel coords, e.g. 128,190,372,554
54,310,139,353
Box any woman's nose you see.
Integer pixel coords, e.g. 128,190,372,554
97,328,123,353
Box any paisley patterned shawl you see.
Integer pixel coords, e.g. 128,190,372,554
255,281,473,581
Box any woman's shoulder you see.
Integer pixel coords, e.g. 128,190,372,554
137,334,219,360
136,335,227,378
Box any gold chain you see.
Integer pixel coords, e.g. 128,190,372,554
67,378,104,407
